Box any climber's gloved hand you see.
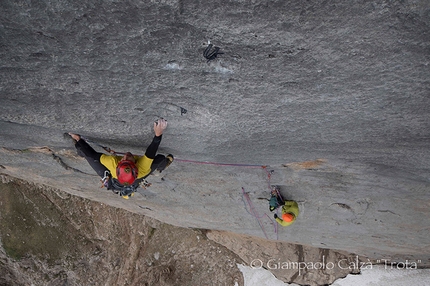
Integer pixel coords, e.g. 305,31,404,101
274,214,278,219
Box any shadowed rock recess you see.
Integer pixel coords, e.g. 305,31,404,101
1,0,429,285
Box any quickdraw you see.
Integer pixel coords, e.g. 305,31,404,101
203,43,223,63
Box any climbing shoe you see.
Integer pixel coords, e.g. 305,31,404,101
165,154,174,169
156,154,174,173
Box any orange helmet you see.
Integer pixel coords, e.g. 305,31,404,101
116,160,138,185
282,213,295,222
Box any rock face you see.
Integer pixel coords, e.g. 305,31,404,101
1,0,429,283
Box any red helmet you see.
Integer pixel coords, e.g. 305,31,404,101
116,160,138,185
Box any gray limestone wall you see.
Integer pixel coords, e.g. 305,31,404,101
1,0,429,267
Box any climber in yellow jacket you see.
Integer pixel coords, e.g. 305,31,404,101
274,200,299,227
269,188,299,226
67,118,173,198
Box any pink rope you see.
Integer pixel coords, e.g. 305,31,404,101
242,187,269,239
176,158,265,168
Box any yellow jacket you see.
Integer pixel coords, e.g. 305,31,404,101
275,200,299,227
100,154,153,179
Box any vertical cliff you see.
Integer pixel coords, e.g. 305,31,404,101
1,0,429,284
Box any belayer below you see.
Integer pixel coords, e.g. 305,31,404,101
68,118,173,199
269,188,299,226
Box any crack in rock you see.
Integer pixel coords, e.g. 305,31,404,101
377,209,400,216
330,202,353,211
1,146,92,175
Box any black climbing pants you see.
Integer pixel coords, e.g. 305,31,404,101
75,139,108,178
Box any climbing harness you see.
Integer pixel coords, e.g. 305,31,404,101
100,170,111,188
79,137,154,198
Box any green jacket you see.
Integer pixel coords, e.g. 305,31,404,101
275,200,299,227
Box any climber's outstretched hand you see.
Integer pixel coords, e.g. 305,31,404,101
154,118,167,136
